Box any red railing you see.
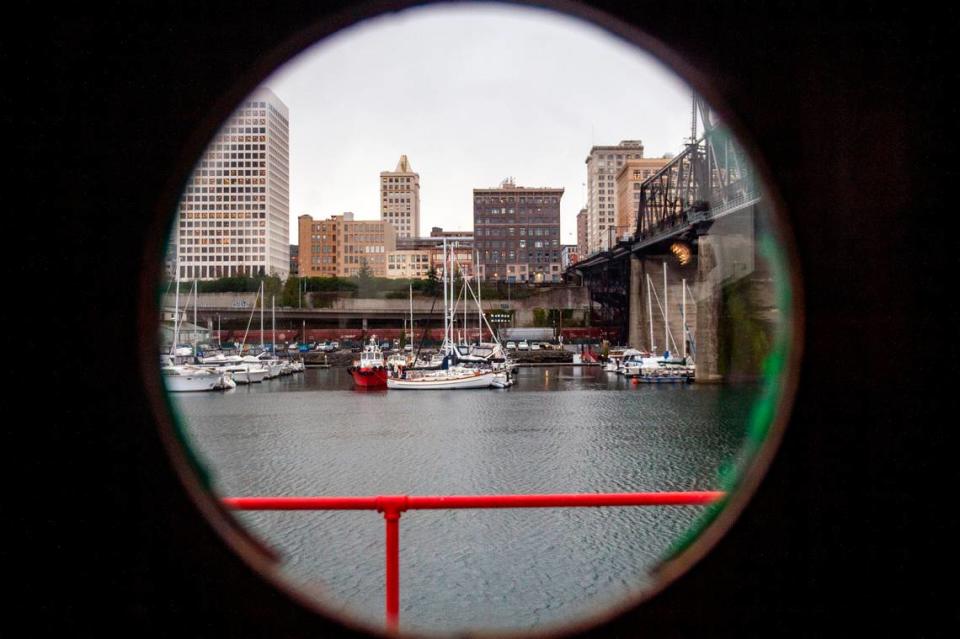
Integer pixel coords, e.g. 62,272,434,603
224,491,725,630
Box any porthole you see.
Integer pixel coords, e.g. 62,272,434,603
149,1,801,636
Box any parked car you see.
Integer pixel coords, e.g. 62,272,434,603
506,341,517,350
530,342,540,351
518,340,529,351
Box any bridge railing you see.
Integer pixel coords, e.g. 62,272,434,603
224,490,726,630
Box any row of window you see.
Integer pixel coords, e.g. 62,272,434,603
475,226,558,237
180,212,265,221
192,178,267,188
180,264,266,279
474,196,560,204
180,251,264,261
185,203,267,211
180,237,266,253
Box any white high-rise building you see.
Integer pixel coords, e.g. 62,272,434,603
584,140,644,255
172,87,289,280
380,155,420,239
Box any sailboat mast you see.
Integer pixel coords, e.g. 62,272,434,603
663,262,669,356
449,241,455,349
192,280,198,354
173,259,180,355
476,252,482,343
409,282,413,346
260,281,264,350
272,295,276,355
646,273,655,352
682,277,687,359
442,238,448,351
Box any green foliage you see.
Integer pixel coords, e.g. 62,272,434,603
281,276,300,307
423,267,440,296
355,259,375,297
302,276,358,293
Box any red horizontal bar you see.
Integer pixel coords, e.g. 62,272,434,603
223,496,381,510
407,492,725,509
223,491,725,512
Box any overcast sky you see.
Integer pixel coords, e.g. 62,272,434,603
260,2,694,244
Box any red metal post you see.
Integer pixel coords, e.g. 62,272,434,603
376,496,408,631
384,510,400,630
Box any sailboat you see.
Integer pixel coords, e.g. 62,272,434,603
162,268,235,391
387,238,501,390
627,263,695,383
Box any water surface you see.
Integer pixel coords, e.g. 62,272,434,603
172,365,756,634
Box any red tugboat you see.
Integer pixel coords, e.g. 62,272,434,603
348,337,388,389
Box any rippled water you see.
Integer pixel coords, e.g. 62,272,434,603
171,365,757,635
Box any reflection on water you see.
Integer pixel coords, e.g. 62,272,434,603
173,365,757,634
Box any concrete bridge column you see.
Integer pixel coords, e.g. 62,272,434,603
628,255,645,349
695,234,723,382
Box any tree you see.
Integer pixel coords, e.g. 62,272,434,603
280,276,300,307
424,266,440,296
356,259,374,297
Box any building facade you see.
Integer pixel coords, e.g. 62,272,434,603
615,157,671,242
429,226,473,240
386,250,432,279
584,140,645,255
473,178,563,283
432,244,476,280
380,155,420,239
393,231,475,279
576,207,588,257
288,244,299,276
173,87,290,280
561,244,580,269
298,212,397,278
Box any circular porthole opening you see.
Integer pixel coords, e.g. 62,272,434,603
149,2,800,636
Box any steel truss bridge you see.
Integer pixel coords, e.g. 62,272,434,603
569,96,762,344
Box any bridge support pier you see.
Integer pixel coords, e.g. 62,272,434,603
695,234,723,383
628,256,646,350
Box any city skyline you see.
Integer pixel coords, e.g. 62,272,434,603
257,3,693,246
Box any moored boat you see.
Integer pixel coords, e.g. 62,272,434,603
387,366,497,390
349,338,388,389
162,364,235,392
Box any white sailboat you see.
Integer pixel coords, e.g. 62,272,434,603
387,238,500,390
162,266,235,391
632,263,696,382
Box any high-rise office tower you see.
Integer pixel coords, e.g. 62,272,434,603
173,87,289,280
380,155,420,239
584,140,644,254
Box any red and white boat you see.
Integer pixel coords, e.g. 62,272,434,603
348,338,388,389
